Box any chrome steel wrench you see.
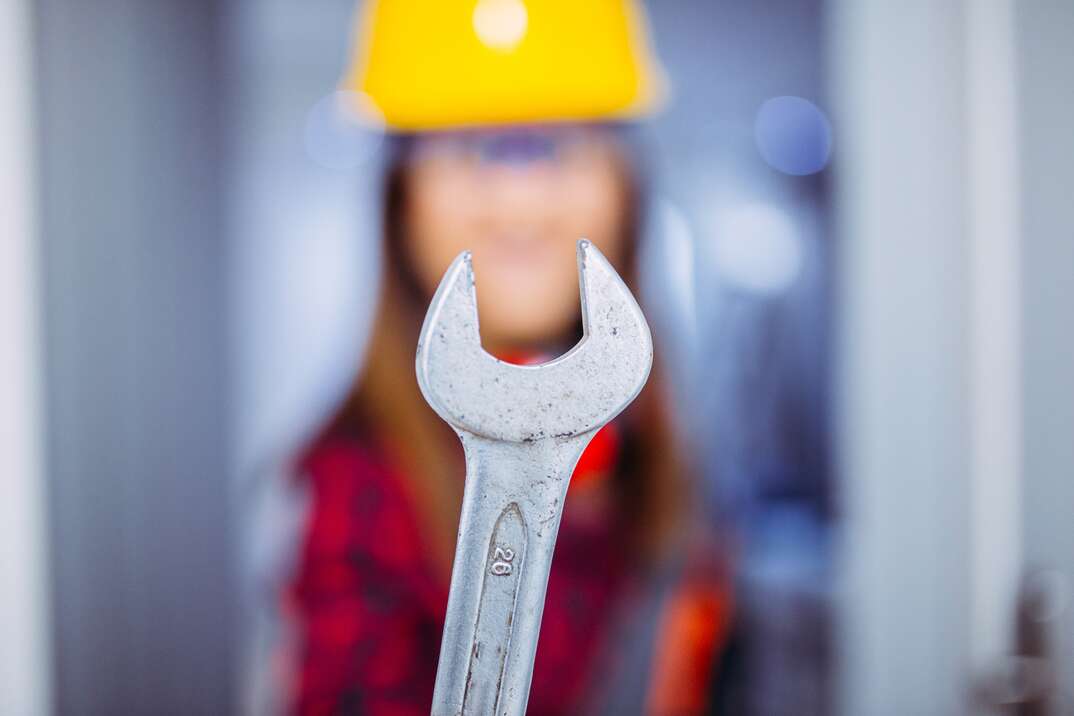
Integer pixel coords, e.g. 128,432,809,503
416,239,653,716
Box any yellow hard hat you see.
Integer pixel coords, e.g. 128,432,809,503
343,0,668,132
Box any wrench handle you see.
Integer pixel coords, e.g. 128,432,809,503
431,434,587,716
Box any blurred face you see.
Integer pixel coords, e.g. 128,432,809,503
402,127,631,352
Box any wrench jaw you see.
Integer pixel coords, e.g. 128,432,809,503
414,248,482,432
415,239,654,443
573,238,654,419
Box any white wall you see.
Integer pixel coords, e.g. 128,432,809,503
0,0,52,712
830,2,974,713
226,0,382,481
832,1,1070,713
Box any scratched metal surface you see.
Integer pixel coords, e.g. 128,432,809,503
416,240,653,443
416,240,653,715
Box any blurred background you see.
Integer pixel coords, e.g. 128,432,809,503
1,0,1072,714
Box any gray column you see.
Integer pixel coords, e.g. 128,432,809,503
35,1,233,713
1018,2,1074,711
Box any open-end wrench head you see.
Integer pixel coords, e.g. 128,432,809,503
416,239,653,443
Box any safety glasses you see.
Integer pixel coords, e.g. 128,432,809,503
407,125,620,168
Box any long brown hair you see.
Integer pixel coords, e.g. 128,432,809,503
326,136,692,577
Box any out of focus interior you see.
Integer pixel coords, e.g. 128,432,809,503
1,1,1072,714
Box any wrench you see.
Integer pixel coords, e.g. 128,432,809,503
416,239,653,716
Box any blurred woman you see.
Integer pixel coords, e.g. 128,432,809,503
281,1,729,713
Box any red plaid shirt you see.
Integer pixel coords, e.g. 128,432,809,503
288,430,627,715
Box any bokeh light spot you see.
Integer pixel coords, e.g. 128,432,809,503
473,0,528,51
711,203,803,295
303,91,385,171
754,96,832,176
